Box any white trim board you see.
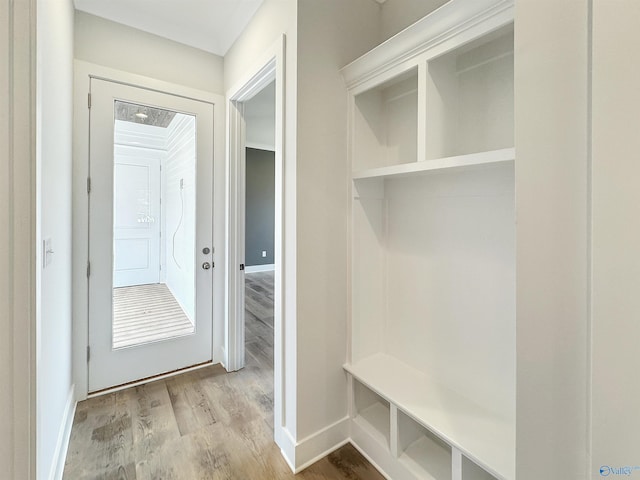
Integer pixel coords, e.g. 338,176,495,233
48,385,76,480
294,417,350,473
274,417,350,474
245,264,275,273
86,361,215,398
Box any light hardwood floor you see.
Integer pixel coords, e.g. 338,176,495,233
63,271,384,480
113,284,194,349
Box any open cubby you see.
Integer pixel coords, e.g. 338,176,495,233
463,456,498,480
353,379,391,449
353,67,418,171
398,410,451,480
425,25,514,160
344,2,515,479
352,164,515,416
349,163,515,478
383,165,515,416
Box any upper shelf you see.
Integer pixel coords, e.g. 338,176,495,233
341,0,514,91
352,148,514,181
348,9,515,172
344,353,515,480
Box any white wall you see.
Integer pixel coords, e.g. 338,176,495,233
246,115,276,151
245,82,276,151
379,0,448,42
591,2,640,476
37,0,76,479
165,114,197,321
295,0,380,443
514,1,590,478
224,0,296,92
75,11,224,94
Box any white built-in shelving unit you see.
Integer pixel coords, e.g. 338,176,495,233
343,1,515,479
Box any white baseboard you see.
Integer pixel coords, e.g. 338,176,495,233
293,417,350,473
49,384,76,480
276,425,297,473
245,264,275,273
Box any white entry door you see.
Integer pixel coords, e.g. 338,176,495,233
88,78,215,392
113,152,161,288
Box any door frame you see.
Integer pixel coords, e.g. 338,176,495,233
225,35,286,447
72,61,226,400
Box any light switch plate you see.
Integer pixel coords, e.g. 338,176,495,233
262,250,267,258
43,237,53,268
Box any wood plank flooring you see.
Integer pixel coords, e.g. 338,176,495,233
245,272,275,372
64,272,384,480
113,284,194,349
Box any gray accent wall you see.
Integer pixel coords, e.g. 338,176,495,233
245,148,275,266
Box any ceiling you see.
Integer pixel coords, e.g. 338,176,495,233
74,0,265,56
115,101,177,128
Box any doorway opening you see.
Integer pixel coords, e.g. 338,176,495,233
226,37,286,452
112,101,197,349
243,81,276,374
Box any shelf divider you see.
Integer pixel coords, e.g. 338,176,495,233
453,447,463,480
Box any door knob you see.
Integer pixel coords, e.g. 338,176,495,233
202,262,211,270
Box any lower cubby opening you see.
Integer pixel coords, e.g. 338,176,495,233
463,456,498,480
353,379,391,449
398,410,451,480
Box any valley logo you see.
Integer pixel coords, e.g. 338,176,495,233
600,465,640,477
